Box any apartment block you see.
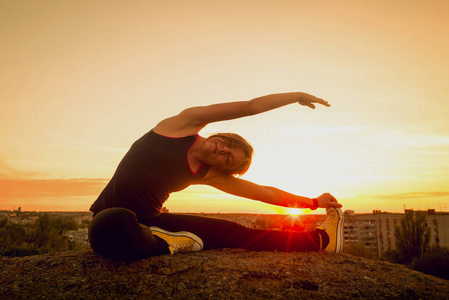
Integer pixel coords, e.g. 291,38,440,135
343,209,449,258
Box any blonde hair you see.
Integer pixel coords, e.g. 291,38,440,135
207,133,254,176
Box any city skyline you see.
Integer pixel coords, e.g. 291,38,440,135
1,1,448,214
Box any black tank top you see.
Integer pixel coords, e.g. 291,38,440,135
89,130,210,221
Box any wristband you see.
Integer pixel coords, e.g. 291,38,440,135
310,198,319,210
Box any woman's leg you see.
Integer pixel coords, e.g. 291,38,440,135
144,213,324,252
88,208,170,260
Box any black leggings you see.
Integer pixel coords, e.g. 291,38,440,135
88,207,322,260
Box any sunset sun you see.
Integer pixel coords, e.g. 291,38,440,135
286,208,302,216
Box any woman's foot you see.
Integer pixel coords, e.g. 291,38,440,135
316,208,344,253
149,227,204,255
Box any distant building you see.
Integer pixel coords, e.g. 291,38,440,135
343,210,378,256
343,209,449,258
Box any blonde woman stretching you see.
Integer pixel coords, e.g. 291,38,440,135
89,92,344,260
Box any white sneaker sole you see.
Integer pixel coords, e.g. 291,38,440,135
149,227,204,251
334,208,344,253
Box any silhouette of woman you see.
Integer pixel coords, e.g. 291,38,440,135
88,92,344,260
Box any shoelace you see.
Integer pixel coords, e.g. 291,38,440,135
320,212,336,230
169,241,193,253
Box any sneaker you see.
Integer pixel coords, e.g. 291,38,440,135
316,208,344,253
149,227,203,255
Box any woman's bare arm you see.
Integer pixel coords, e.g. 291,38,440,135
154,92,330,136
197,171,341,209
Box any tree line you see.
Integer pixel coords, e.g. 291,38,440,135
0,214,86,257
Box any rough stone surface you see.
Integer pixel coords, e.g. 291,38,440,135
1,249,448,299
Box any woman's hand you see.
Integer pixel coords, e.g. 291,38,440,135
316,193,342,208
298,93,330,109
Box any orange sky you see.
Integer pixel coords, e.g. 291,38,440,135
1,0,448,214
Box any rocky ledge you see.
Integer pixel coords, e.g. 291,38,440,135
1,249,448,299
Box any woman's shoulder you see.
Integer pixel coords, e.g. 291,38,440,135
153,117,201,138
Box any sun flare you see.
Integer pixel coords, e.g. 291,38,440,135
286,208,302,216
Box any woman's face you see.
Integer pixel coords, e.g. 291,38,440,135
202,137,247,173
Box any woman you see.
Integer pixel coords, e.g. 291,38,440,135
88,92,344,261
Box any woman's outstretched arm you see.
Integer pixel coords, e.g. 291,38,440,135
154,92,330,137
197,171,341,209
